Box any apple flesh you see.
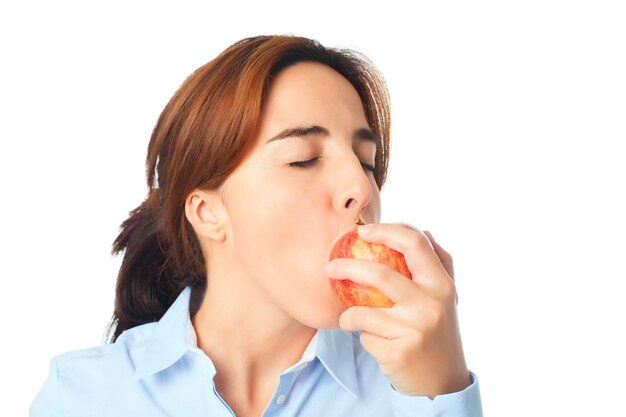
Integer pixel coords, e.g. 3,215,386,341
328,228,412,309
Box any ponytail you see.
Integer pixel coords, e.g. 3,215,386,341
105,188,205,343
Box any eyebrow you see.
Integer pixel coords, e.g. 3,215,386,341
265,125,379,149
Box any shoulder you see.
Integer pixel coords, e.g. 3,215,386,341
55,322,156,380
30,322,157,416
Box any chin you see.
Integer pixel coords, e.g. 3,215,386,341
306,317,341,331
299,298,344,330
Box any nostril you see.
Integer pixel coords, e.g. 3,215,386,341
345,198,356,209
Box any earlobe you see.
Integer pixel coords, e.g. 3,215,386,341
185,189,226,242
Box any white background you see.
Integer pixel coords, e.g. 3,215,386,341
2,1,625,416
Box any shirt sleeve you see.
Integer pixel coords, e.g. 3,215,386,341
389,371,483,417
30,358,65,417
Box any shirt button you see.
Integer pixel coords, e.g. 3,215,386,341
276,394,286,405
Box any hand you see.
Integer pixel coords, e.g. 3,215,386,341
325,223,471,399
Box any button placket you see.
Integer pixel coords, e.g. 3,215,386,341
272,368,298,407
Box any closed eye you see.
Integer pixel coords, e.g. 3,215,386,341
288,157,376,173
363,163,376,174
288,157,321,168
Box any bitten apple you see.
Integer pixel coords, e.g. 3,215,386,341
328,225,412,309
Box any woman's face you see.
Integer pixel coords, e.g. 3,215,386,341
217,61,381,328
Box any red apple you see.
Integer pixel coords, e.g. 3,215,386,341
328,225,412,309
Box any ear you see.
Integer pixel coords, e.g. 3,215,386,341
184,188,228,242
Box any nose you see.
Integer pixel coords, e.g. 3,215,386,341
334,153,374,223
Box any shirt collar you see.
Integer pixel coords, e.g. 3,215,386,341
133,287,194,379
132,286,360,398
315,329,360,398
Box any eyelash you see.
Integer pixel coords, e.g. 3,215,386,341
289,157,376,174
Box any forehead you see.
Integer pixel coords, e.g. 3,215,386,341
260,61,368,127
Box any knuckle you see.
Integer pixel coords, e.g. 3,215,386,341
388,347,411,368
407,328,425,348
424,301,446,329
440,279,457,302
352,307,368,328
375,264,392,284
410,233,426,249
389,333,423,367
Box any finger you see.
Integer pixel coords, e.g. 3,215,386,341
339,306,407,338
356,223,443,285
423,230,454,281
326,257,416,305
423,230,458,305
358,330,418,367
399,223,435,251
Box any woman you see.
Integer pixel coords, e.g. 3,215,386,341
31,34,483,416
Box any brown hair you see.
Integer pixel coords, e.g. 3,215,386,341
106,34,392,343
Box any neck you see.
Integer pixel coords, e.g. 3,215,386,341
191,262,316,414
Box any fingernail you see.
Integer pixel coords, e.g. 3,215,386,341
324,261,336,274
357,224,373,235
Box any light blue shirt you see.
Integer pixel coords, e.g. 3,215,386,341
30,287,483,416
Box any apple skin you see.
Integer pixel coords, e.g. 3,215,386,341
328,229,412,309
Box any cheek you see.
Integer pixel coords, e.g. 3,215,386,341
231,183,322,277
255,192,314,246
260,190,323,275
234,186,342,325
